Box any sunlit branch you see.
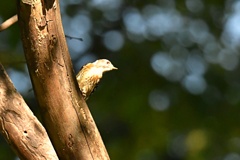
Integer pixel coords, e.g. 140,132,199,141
0,15,18,32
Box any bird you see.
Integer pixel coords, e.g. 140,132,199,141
76,59,118,100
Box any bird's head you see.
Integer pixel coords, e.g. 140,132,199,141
93,59,118,73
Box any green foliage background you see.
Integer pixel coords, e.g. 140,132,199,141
1,0,240,159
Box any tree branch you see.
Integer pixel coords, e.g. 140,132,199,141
0,15,18,31
17,0,110,159
0,64,58,160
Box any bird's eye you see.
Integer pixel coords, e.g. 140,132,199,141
106,61,110,64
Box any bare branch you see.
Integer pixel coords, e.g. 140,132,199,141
0,64,58,160
0,15,18,32
65,34,83,41
17,0,110,159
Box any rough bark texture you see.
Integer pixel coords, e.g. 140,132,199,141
17,0,110,159
0,64,58,160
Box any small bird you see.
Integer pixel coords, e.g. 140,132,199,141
76,59,118,100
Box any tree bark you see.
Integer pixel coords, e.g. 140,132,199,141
17,0,110,159
0,64,58,160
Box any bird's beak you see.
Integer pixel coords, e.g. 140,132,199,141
112,66,118,70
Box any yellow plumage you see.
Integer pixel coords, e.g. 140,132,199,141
76,59,117,100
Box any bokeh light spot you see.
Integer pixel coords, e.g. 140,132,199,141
143,5,183,37
185,129,207,153
149,90,170,111
186,52,207,75
224,153,240,160
103,30,124,51
123,8,146,36
151,52,185,82
218,48,239,71
185,0,204,13
182,74,207,94
7,68,31,94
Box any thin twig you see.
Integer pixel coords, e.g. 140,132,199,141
0,15,83,43
0,15,18,32
65,35,83,41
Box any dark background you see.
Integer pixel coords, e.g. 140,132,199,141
1,0,240,159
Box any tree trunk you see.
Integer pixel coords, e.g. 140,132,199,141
0,64,58,160
17,0,110,159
